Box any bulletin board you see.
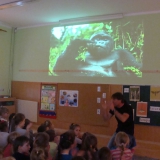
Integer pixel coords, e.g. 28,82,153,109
123,85,160,126
57,83,110,126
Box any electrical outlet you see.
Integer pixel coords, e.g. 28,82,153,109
97,109,100,114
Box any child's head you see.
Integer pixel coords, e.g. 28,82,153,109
69,123,80,137
34,132,49,149
10,113,25,132
115,132,129,147
98,147,112,160
30,147,46,160
8,132,20,144
23,119,32,130
13,136,30,154
43,120,54,130
46,129,56,142
0,120,8,132
0,107,9,119
59,130,75,150
81,132,97,151
37,124,47,133
115,132,130,157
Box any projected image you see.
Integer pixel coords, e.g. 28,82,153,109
49,21,144,77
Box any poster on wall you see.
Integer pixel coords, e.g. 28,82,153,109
136,102,148,117
59,90,78,107
150,86,160,101
40,85,56,119
129,86,140,101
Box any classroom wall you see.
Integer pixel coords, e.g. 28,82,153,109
0,25,12,95
12,13,160,85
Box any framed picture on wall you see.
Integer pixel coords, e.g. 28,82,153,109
59,90,78,107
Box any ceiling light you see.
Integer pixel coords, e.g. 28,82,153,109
0,0,36,10
59,13,123,25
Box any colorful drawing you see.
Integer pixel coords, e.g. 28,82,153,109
129,86,140,101
41,96,48,103
136,102,147,117
150,86,160,101
59,90,78,107
41,103,50,110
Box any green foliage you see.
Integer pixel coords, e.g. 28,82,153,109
124,66,142,77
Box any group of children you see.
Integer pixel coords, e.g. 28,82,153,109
0,106,134,160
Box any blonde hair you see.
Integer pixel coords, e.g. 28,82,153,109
115,132,129,157
8,132,20,144
31,148,46,160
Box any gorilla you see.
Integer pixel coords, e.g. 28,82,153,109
53,31,142,77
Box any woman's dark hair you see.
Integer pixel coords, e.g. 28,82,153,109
46,129,55,142
98,147,112,160
23,119,31,129
111,92,124,103
81,132,98,160
10,113,25,132
57,130,75,160
0,120,8,132
13,135,29,153
69,123,80,130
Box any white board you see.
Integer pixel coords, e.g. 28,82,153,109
17,99,38,122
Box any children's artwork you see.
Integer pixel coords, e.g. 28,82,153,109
129,86,140,101
136,102,147,117
59,90,78,107
40,85,56,118
150,86,160,101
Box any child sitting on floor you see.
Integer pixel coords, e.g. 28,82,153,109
10,113,32,138
69,123,82,150
3,132,20,157
12,135,30,160
46,129,57,159
34,132,52,160
57,130,75,160
111,132,134,160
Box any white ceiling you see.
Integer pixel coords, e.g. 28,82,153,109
0,0,160,28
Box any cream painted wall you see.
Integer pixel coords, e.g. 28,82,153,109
0,26,12,95
13,14,160,85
